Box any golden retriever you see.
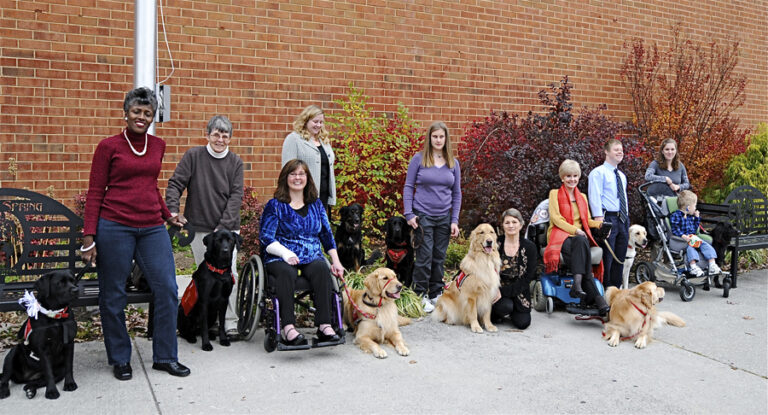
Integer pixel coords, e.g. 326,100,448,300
343,268,411,358
433,223,501,333
603,281,685,348
622,224,648,289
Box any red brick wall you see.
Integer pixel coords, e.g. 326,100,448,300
1,0,765,205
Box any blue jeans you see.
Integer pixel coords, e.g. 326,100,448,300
411,210,451,299
96,218,178,365
687,240,717,263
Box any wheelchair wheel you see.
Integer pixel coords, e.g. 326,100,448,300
532,280,546,312
545,296,554,314
722,276,731,298
679,279,695,302
635,262,655,283
237,255,265,341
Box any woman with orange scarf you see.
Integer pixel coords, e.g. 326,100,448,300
544,160,610,316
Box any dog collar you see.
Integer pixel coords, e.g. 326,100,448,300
206,261,228,275
362,278,393,309
18,290,70,320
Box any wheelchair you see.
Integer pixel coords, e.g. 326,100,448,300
235,254,345,352
526,221,607,316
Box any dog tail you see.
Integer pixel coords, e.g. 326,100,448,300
657,311,686,327
365,249,383,265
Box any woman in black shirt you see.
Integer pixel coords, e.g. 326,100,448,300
492,208,538,329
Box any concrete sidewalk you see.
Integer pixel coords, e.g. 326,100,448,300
1,270,766,414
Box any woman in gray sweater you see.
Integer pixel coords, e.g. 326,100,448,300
281,105,336,211
644,138,690,197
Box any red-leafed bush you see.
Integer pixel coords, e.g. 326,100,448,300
459,76,646,229
239,186,263,259
620,24,749,198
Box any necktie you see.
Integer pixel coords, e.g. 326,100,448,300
615,168,627,223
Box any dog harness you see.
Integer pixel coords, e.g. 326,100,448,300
338,273,383,329
586,300,648,341
386,241,409,269
181,262,235,316
445,271,469,292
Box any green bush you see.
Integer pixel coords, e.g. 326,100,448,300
328,85,423,239
337,269,425,318
444,234,469,271
704,123,768,202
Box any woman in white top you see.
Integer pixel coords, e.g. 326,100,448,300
281,105,336,211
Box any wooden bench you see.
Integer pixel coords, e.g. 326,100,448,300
698,185,768,287
0,188,153,312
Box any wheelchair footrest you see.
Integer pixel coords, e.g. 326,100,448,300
311,335,346,348
565,304,601,316
276,341,312,351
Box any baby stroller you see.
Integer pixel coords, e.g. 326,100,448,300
526,199,607,316
634,182,732,301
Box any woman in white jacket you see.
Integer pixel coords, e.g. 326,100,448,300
282,105,336,212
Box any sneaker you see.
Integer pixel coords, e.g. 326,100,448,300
430,293,442,306
689,263,704,277
421,297,435,313
708,262,722,275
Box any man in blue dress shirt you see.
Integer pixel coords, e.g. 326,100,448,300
588,138,630,289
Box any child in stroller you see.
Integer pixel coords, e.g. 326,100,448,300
669,190,722,277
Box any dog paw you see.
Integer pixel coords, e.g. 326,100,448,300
396,345,410,356
634,337,648,349
220,338,231,347
202,343,213,352
470,325,484,333
372,348,388,359
23,385,36,399
486,324,498,332
0,385,10,399
607,337,620,347
63,381,78,392
44,388,60,400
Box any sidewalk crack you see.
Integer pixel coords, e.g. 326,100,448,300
134,338,164,415
660,340,768,380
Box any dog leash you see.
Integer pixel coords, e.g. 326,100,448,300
602,239,625,265
337,273,377,321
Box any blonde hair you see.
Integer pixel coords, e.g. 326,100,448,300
677,190,697,210
558,159,581,179
292,105,328,144
421,121,455,169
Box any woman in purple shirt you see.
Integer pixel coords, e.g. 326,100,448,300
403,122,462,313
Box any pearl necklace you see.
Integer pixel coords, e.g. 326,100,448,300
123,130,148,157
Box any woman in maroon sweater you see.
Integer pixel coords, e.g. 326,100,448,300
81,87,190,380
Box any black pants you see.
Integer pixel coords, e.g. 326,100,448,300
602,215,629,288
561,235,602,305
266,259,333,327
491,297,531,329
412,210,451,299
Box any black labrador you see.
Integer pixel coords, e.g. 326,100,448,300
384,216,414,288
1,270,79,400
335,203,381,271
177,229,242,351
710,220,739,268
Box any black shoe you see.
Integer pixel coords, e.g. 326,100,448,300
598,306,610,317
569,274,587,299
113,363,132,381
315,328,340,343
152,362,191,377
713,275,722,288
703,282,710,291
283,332,308,346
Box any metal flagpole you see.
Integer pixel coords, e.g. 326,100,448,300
134,0,157,135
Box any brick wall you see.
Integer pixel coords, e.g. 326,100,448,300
1,0,766,206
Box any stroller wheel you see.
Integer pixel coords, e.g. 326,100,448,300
722,277,731,298
679,280,696,302
635,262,655,283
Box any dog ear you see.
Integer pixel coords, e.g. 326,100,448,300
640,286,654,309
364,271,380,296
203,232,213,248
35,273,52,300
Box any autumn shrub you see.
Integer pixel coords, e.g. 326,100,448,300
239,186,263,260
705,123,768,201
620,23,749,194
328,85,423,239
458,76,645,229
